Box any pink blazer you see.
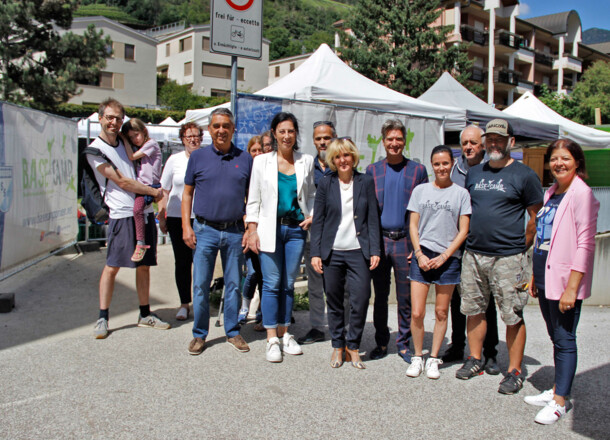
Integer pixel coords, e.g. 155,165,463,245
543,176,599,300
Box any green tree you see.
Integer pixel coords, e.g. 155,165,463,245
339,0,473,97
537,83,580,121
572,61,610,125
158,78,225,112
0,0,110,110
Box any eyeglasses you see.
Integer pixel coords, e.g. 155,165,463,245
313,120,335,129
184,135,202,140
103,114,123,122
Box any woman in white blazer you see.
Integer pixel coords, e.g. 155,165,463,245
246,112,316,362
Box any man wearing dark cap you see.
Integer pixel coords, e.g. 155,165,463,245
457,119,543,395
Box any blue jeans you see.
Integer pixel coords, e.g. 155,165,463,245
192,219,244,339
259,224,306,328
538,288,582,396
243,251,262,301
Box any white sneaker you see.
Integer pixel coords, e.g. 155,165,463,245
406,356,424,377
534,399,572,425
524,388,554,407
266,337,282,363
425,357,443,379
282,333,303,355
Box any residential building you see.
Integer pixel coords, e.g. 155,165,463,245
156,25,269,98
268,53,311,85
62,17,158,108
332,1,609,107
438,1,610,107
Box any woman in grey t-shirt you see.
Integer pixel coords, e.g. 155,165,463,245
406,145,471,380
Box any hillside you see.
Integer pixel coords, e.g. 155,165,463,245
75,0,355,60
583,27,610,45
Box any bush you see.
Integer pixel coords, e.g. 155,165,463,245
54,103,185,124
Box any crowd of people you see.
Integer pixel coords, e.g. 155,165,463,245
86,98,599,426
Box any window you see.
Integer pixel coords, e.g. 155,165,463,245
289,63,295,72
105,43,114,58
124,44,135,61
202,62,244,80
184,61,193,76
99,72,113,88
275,66,280,77
180,36,192,52
166,43,170,57
211,89,230,98
202,36,210,51
158,66,168,77
113,73,124,89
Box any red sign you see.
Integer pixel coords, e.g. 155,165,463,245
226,0,254,11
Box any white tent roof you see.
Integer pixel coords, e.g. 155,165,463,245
77,113,183,144
184,44,467,129
419,72,559,140
504,92,610,149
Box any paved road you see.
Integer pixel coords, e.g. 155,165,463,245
0,245,608,439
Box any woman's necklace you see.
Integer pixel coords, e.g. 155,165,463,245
339,178,353,191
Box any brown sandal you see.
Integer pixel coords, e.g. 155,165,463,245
330,348,344,368
345,347,366,369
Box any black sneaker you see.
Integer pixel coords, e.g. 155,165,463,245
296,328,325,345
498,369,524,395
484,357,501,375
441,345,464,363
455,356,484,380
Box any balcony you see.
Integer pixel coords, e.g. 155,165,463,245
494,68,521,87
534,51,555,69
516,79,535,94
468,66,488,83
495,30,525,54
553,53,582,73
461,25,488,46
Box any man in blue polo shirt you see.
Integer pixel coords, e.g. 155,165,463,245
182,108,253,356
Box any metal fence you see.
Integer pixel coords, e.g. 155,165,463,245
592,187,610,233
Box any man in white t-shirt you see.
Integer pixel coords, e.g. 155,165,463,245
86,98,167,339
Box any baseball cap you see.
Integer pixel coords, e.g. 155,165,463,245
483,119,513,137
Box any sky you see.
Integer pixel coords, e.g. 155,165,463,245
518,1,609,31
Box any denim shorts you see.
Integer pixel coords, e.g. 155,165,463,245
408,246,461,285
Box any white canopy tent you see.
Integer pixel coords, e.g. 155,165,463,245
184,44,467,130
418,73,559,140
77,113,185,145
504,92,610,149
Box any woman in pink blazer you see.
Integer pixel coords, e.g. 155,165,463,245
525,139,599,425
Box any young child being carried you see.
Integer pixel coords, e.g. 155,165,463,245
120,118,162,262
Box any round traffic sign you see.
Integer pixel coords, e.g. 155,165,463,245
226,0,254,11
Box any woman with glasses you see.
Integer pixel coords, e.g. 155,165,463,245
157,122,202,320
246,112,316,362
310,138,380,369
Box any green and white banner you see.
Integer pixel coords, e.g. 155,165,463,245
0,102,77,277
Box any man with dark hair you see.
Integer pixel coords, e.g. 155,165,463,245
297,120,336,345
88,98,167,339
366,119,428,362
182,108,253,356
443,125,500,376
457,119,543,395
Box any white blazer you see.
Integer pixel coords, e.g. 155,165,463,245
246,151,316,252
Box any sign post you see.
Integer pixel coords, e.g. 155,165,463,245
210,0,263,116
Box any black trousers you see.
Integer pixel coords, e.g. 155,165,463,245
322,250,371,350
450,285,499,359
166,217,194,305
